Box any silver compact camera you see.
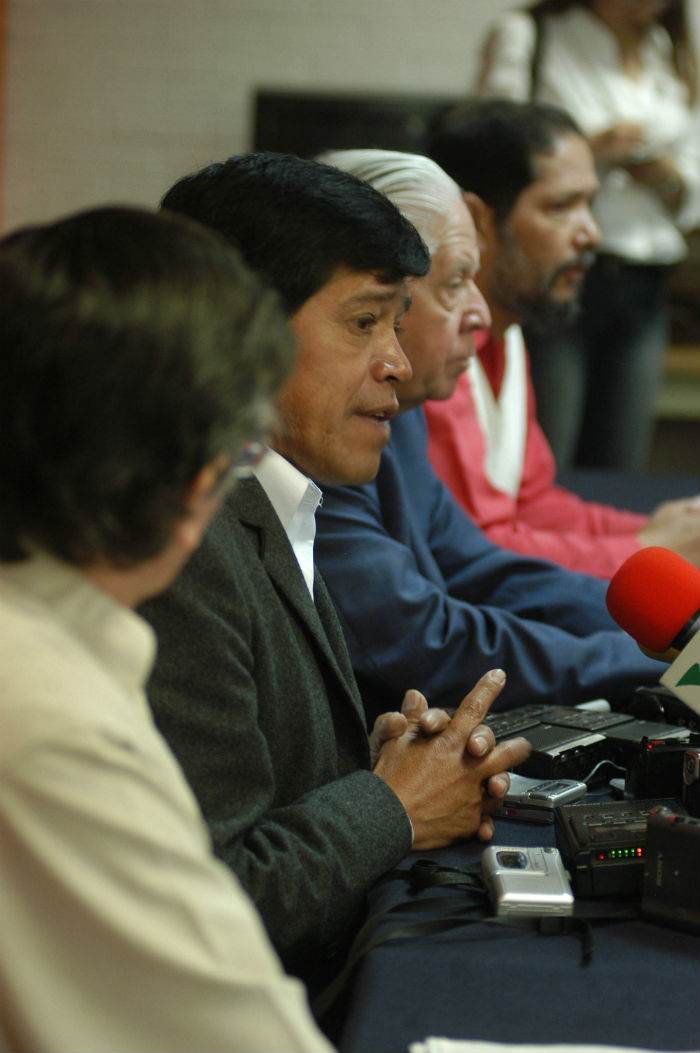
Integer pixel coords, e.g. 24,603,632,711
481,845,574,918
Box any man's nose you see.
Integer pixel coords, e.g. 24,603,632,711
575,209,601,250
460,282,491,332
372,336,413,382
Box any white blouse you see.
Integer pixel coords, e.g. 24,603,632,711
477,6,700,263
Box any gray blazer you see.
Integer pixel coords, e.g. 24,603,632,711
141,477,411,988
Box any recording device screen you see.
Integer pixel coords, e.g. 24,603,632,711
497,773,587,822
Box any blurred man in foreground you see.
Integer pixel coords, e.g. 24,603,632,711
0,205,334,1052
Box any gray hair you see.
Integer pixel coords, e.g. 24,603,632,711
317,148,464,256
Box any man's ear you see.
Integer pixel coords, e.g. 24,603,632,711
175,454,230,553
463,191,492,254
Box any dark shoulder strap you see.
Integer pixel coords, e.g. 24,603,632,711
313,857,640,1025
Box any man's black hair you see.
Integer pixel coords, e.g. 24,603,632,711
0,206,293,567
428,97,584,222
161,151,430,314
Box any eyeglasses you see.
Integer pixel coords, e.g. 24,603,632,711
231,439,267,480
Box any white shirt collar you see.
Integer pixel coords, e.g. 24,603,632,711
253,448,322,599
468,324,528,498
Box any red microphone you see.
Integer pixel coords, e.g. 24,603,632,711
607,547,700,655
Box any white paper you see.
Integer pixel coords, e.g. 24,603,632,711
409,1041,698,1053
660,630,700,716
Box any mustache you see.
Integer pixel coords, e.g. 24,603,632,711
550,251,597,283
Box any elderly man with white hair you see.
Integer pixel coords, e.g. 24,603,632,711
313,147,665,724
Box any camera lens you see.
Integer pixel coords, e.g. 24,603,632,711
497,850,527,869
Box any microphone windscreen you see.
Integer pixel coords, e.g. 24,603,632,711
606,547,700,652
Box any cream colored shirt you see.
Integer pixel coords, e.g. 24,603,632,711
0,554,333,1053
254,447,323,599
478,7,700,263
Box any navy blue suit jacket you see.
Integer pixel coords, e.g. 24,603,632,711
315,408,664,722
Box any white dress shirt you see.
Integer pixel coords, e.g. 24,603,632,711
478,7,700,263
0,553,333,1053
254,447,323,600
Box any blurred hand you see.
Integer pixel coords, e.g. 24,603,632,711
589,122,647,163
372,669,531,849
623,155,684,210
638,496,700,567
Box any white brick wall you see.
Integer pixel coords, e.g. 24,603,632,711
4,0,698,232
2,0,515,229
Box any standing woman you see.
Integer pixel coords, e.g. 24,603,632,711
475,0,699,471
